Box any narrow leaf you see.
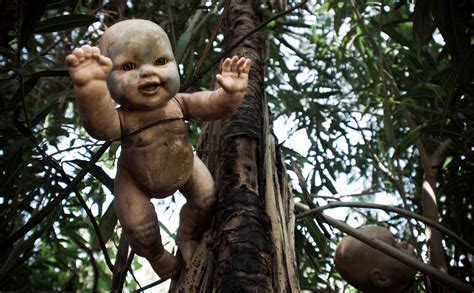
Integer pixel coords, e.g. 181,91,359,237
46,0,76,10
383,96,396,147
92,200,117,251
31,103,59,127
34,14,99,34
413,0,434,46
71,159,114,193
20,0,48,49
8,77,39,108
174,31,192,63
392,124,424,160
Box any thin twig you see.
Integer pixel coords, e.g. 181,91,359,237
74,191,115,272
74,237,100,293
113,231,130,291
133,276,170,292
311,189,380,200
290,158,331,238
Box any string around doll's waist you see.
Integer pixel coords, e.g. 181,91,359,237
122,116,184,139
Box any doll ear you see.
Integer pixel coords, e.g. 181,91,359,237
370,268,393,288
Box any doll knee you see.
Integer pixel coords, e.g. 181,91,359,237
123,215,163,258
191,183,217,211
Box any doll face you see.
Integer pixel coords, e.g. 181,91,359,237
100,20,180,109
334,226,417,292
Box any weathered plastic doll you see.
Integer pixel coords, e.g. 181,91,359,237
334,226,417,292
65,19,251,278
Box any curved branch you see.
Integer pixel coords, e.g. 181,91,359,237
74,192,115,272
296,201,474,253
74,237,99,293
326,215,472,292
296,203,473,292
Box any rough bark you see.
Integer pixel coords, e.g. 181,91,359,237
169,0,299,291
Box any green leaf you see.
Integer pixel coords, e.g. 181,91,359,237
31,103,59,127
281,145,310,164
92,200,117,251
31,70,69,78
34,15,99,34
412,0,434,46
8,77,39,108
392,124,423,160
46,0,76,10
381,25,411,48
383,96,396,147
20,0,48,49
159,222,175,239
71,159,114,193
442,156,453,169
174,31,192,63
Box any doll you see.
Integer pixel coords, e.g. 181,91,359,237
334,226,417,292
66,19,251,278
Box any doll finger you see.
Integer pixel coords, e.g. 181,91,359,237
91,46,101,58
241,58,251,74
221,57,232,72
65,54,79,67
72,48,85,62
215,74,226,88
82,45,93,59
235,57,244,71
98,55,113,67
236,57,248,75
230,56,239,73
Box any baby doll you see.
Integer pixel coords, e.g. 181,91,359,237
65,19,251,278
334,226,417,292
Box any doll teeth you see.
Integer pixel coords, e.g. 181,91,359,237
139,82,161,94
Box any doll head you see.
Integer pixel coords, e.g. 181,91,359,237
98,19,180,109
334,226,416,293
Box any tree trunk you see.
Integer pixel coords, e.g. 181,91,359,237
170,0,299,291
421,139,452,292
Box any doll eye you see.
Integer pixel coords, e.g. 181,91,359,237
155,58,167,66
122,63,135,71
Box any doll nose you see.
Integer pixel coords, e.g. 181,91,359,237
139,64,158,77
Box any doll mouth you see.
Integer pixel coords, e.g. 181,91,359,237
138,82,161,95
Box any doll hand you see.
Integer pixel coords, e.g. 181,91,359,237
65,45,112,87
216,56,251,95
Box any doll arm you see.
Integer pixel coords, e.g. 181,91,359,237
176,56,251,121
66,45,121,140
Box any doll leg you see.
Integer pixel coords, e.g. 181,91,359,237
176,155,217,266
114,165,180,278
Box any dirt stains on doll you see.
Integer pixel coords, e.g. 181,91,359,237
334,226,417,293
66,19,251,279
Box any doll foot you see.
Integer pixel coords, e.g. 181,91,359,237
149,250,180,279
176,237,199,267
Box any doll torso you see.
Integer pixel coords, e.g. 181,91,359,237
117,99,193,197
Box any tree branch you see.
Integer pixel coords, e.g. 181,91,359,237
295,203,473,292
296,201,474,253
74,237,99,293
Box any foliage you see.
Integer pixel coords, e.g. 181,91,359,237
268,0,473,291
0,0,473,291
